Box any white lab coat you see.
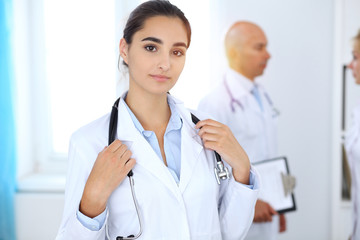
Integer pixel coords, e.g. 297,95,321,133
198,68,279,240
346,104,360,240
56,94,260,240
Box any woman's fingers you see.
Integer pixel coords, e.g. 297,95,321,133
124,158,136,172
115,144,129,159
196,120,230,152
198,125,224,137
107,139,123,152
202,139,224,152
195,119,223,129
119,149,132,167
199,132,221,143
197,120,231,140
88,141,134,191
105,140,133,165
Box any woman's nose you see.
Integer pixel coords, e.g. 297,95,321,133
158,54,170,71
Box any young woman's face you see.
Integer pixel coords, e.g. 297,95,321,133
348,41,360,85
120,16,188,96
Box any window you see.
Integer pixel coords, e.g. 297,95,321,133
43,1,117,154
15,1,119,177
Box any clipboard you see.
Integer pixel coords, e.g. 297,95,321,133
253,156,297,214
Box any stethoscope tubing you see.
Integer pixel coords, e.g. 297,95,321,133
105,175,143,240
107,99,141,240
224,79,280,117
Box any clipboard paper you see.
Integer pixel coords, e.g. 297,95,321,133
253,156,296,213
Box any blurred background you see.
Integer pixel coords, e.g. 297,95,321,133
1,0,360,239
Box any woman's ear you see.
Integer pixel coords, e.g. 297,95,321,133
119,38,129,65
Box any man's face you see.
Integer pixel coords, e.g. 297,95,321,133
237,30,271,80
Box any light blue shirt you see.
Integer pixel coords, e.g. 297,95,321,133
251,85,264,112
124,97,183,183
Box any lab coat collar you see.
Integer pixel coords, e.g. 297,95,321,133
225,68,255,98
116,93,204,198
225,68,266,115
168,95,200,140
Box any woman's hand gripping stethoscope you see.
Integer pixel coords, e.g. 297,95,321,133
195,119,251,184
79,140,136,219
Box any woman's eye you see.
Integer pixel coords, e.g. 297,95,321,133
145,45,157,52
173,50,184,56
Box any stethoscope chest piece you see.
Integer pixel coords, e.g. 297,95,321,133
214,160,230,185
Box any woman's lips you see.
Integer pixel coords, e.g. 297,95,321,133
150,74,170,82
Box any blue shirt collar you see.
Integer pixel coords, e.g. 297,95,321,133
122,93,183,136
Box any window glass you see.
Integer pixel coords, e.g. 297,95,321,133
43,1,117,153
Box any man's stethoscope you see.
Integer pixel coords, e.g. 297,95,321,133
223,79,280,118
106,97,230,240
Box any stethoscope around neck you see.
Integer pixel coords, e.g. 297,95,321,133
106,97,229,240
224,79,280,117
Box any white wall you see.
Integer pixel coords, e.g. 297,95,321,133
15,193,64,240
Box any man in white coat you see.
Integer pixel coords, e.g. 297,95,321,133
198,21,286,240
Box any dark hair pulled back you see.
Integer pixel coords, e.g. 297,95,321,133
123,0,191,51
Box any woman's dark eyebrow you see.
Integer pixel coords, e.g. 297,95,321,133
142,37,187,48
142,37,162,44
173,42,187,48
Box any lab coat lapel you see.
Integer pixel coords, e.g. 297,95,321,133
170,96,204,193
258,86,277,120
226,70,264,117
178,124,204,193
115,99,139,142
225,74,253,114
116,99,181,199
130,138,181,197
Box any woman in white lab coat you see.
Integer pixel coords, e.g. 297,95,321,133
56,1,259,240
346,29,360,240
